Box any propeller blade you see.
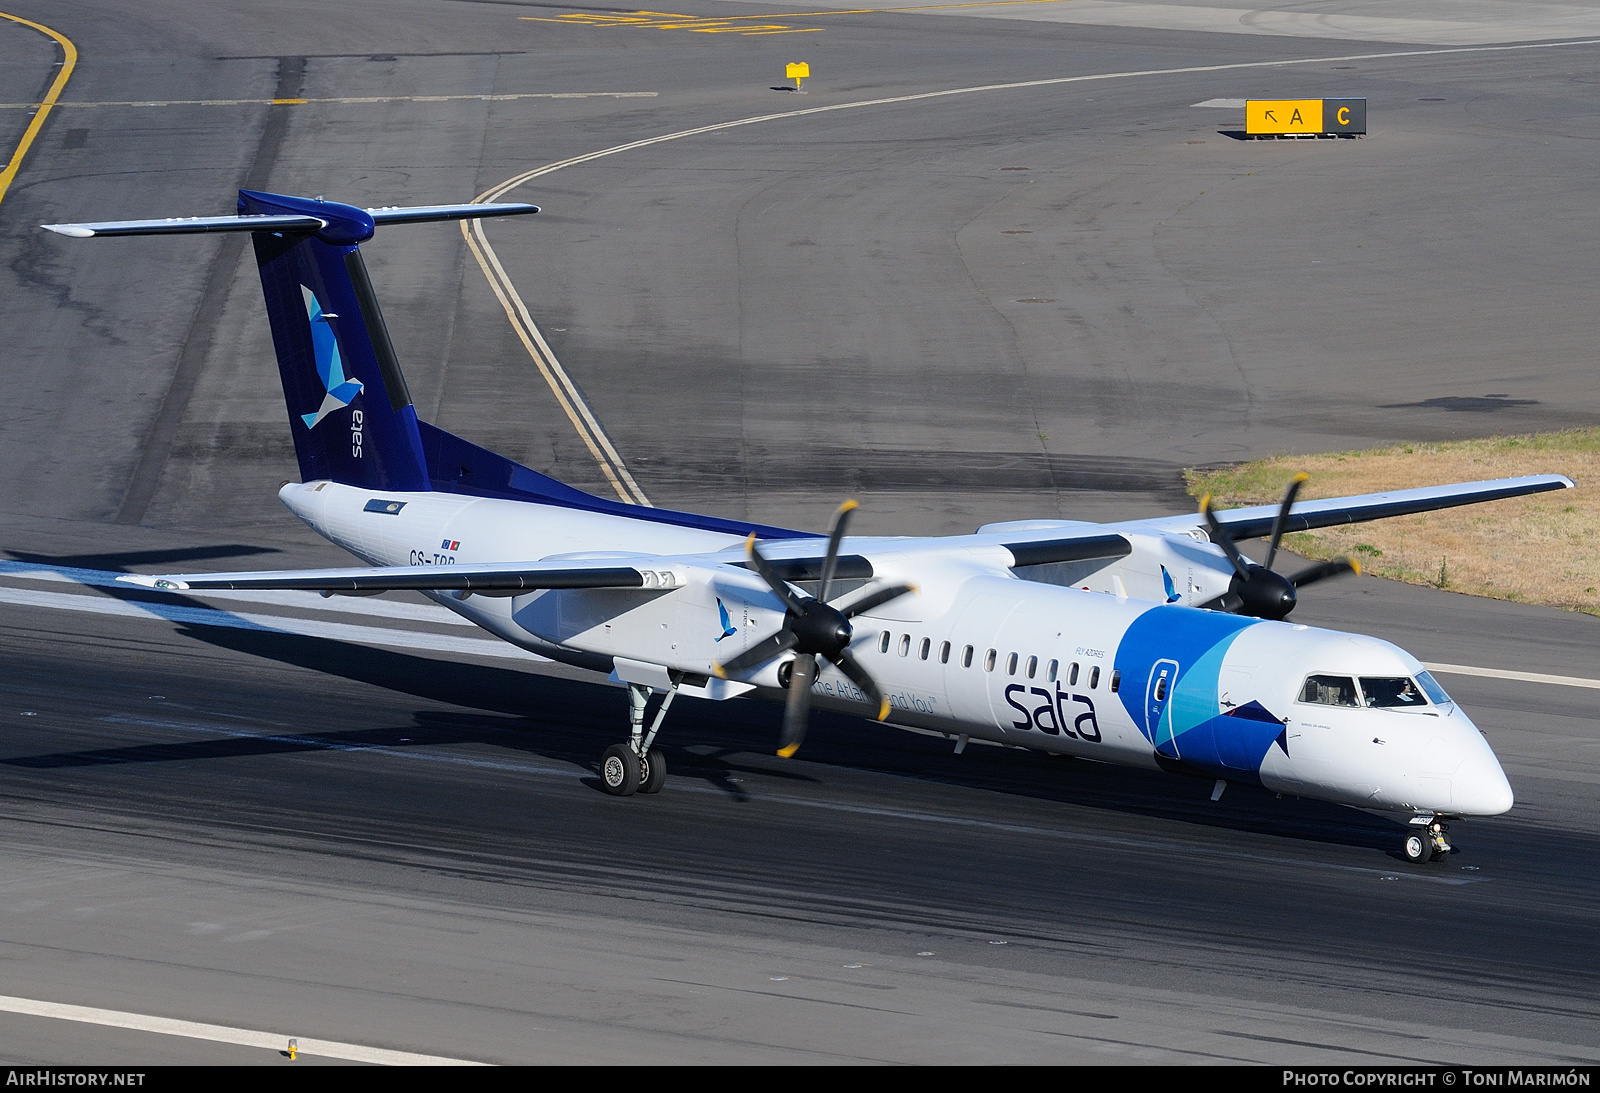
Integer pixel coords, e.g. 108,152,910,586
1196,590,1245,613
830,648,889,721
745,534,806,614
816,499,858,603
1289,557,1361,588
1199,495,1254,581
778,653,818,757
1264,472,1310,572
833,581,918,618
713,628,799,676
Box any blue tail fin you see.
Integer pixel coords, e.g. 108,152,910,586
241,190,429,491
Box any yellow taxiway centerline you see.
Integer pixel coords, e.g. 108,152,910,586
0,11,76,208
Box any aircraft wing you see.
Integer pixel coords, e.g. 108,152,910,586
118,558,661,596
1100,473,1575,541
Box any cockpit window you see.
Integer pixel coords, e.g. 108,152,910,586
1299,674,1360,707
1415,671,1453,706
1360,676,1427,708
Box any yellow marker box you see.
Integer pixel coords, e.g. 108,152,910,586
1246,98,1366,137
1247,99,1321,134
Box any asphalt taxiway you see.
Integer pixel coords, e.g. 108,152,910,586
1,0,1598,1064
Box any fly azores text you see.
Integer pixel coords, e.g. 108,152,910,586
1284,1072,1591,1087
1003,684,1102,742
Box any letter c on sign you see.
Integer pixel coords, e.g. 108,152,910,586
1338,106,1351,125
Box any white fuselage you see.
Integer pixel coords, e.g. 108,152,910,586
280,481,1515,819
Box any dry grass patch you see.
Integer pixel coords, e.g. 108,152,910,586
1185,430,1600,615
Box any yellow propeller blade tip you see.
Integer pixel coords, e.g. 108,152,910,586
777,743,800,759
711,664,727,679
743,532,756,556
1292,472,1310,484
877,697,890,721
1199,493,1212,513
837,499,859,514
1350,559,1362,576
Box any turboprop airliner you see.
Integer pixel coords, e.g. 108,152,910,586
45,190,1572,864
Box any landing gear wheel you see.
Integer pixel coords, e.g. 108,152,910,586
638,747,667,794
1402,831,1429,864
601,743,641,796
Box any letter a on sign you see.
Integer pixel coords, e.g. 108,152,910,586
1290,108,1303,124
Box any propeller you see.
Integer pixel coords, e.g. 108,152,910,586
1195,473,1361,620
713,500,915,758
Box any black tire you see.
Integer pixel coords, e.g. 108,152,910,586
639,748,667,794
1402,831,1429,863
601,744,640,796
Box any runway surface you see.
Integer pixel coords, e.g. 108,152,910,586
1,0,1598,1064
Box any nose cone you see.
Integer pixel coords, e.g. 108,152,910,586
1455,729,1515,816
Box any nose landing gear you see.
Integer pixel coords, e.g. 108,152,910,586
600,676,680,797
1402,816,1452,863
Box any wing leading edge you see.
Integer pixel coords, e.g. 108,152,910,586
118,559,651,596
1199,474,1575,540
978,474,1575,550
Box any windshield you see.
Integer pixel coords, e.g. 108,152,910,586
1415,671,1453,706
1359,676,1428,708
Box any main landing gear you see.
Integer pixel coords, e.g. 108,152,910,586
600,676,680,797
1402,815,1452,863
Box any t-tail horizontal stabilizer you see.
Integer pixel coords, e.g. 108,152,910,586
41,191,537,497
41,197,538,239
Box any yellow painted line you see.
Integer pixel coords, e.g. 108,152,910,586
0,91,658,110
470,33,1600,510
523,0,1079,23
0,993,487,1065
0,12,77,209
739,0,1086,16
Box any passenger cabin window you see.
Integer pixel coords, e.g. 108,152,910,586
1047,659,1058,683
962,645,974,668
1299,674,1360,707
985,649,997,672
1089,666,1100,689
1026,655,1038,679
1068,662,1080,686
939,641,951,664
1153,676,1167,702
1006,652,1019,676
919,637,931,661
1109,669,1120,693
879,631,891,654
1361,677,1427,708
899,634,911,657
